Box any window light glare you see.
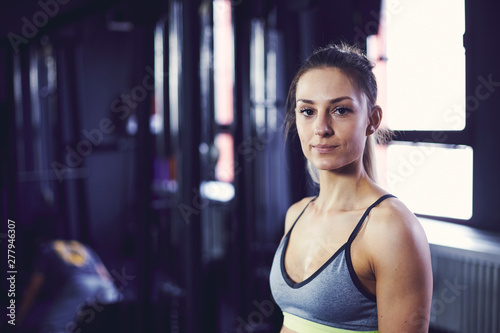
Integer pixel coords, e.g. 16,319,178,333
385,0,465,131
385,142,473,220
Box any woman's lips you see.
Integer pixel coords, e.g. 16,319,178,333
312,145,339,153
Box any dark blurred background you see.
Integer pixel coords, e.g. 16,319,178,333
1,0,499,332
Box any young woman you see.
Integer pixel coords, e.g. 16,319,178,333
269,43,433,333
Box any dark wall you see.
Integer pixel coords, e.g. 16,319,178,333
467,0,500,231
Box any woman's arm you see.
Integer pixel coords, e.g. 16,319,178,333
369,201,433,332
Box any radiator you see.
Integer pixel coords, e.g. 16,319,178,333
424,219,500,333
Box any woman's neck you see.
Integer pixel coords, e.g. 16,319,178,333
314,165,379,212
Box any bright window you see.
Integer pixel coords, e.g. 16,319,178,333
385,142,473,220
214,133,234,183
385,0,466,131
371,0,471,220
213,0,235,125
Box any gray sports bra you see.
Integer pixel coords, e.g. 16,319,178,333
269,194,395,332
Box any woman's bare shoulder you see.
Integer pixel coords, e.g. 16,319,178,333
364,196,430,260
283,196,316,235
369,196,421,230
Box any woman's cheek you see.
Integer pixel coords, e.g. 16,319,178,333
296,123,308,144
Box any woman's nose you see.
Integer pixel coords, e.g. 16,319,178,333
314,113,333,137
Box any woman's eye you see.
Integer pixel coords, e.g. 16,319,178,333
333,107,351,115
300,108,314,116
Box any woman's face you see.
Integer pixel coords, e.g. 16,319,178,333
295,67,373,175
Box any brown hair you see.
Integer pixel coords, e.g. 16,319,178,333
285,43,381,183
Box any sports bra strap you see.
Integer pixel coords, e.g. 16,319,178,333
286,196,317,236
346,194,396,244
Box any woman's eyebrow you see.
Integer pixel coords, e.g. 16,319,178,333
296,96,354,104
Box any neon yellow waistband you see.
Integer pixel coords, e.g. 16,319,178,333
283,312,378,333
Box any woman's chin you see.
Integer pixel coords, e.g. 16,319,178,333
312,163,339,172
311,161,357,174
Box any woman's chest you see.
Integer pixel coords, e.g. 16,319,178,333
284,219,357,283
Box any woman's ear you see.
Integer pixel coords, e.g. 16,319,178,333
366,105,382,136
